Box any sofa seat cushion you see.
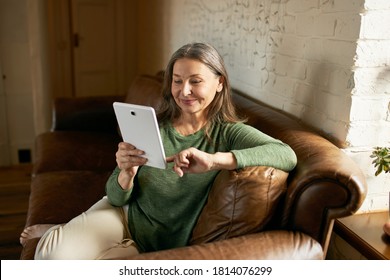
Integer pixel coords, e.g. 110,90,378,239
190,166,288,244
33,131,120,174
124,231,323,260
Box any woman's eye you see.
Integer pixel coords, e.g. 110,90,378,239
173,80,182,84
191,80,201,84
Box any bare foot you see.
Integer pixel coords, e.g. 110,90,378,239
20,224,57,247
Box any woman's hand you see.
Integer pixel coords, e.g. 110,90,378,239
116,142,147,189
166,147,237,177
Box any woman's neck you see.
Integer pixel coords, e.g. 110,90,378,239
173,114,207,136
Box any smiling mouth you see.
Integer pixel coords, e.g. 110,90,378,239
180,99,197,105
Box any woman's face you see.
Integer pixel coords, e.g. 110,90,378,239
171,58,223,119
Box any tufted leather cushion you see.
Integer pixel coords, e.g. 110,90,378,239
190,166,289,244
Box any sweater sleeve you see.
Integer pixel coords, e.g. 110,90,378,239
105,166,133,206
226,123,297,172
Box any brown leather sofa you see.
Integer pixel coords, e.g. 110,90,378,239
20,74,367,260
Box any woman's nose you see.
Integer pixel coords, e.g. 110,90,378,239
182,82,192,96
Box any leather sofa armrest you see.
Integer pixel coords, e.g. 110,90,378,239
52,95,125,133
20,238,39,260
280,130,368,251
120,231,323,260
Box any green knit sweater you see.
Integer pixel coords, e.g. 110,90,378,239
105,122,296,252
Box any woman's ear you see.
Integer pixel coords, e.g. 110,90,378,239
217,76,224,93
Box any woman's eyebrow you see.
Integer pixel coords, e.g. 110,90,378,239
173,73,202,78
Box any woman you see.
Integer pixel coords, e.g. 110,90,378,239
20,42,297,259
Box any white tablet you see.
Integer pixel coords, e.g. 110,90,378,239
113,102,167,169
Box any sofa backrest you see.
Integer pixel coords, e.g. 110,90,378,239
124,74,164,110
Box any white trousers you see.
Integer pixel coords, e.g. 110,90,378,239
34,196,139,260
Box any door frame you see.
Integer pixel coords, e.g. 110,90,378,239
0,63,11,166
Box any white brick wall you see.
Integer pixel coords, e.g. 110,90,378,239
349,0,390,211
170,0,365,140
167,0,389,212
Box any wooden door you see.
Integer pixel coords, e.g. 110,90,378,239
47,0,125,98
70,0,125,97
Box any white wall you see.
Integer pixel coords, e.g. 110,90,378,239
344,0,390,212
167,0,363,141
349,0,390,148
27,0,51,137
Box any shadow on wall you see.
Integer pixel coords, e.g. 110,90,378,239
376,68,390,110
296,62,353,146
376,67,390,142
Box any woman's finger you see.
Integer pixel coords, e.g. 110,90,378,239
173,164,184,177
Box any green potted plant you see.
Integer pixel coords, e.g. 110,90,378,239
371,146,390,236
371,147,390,176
